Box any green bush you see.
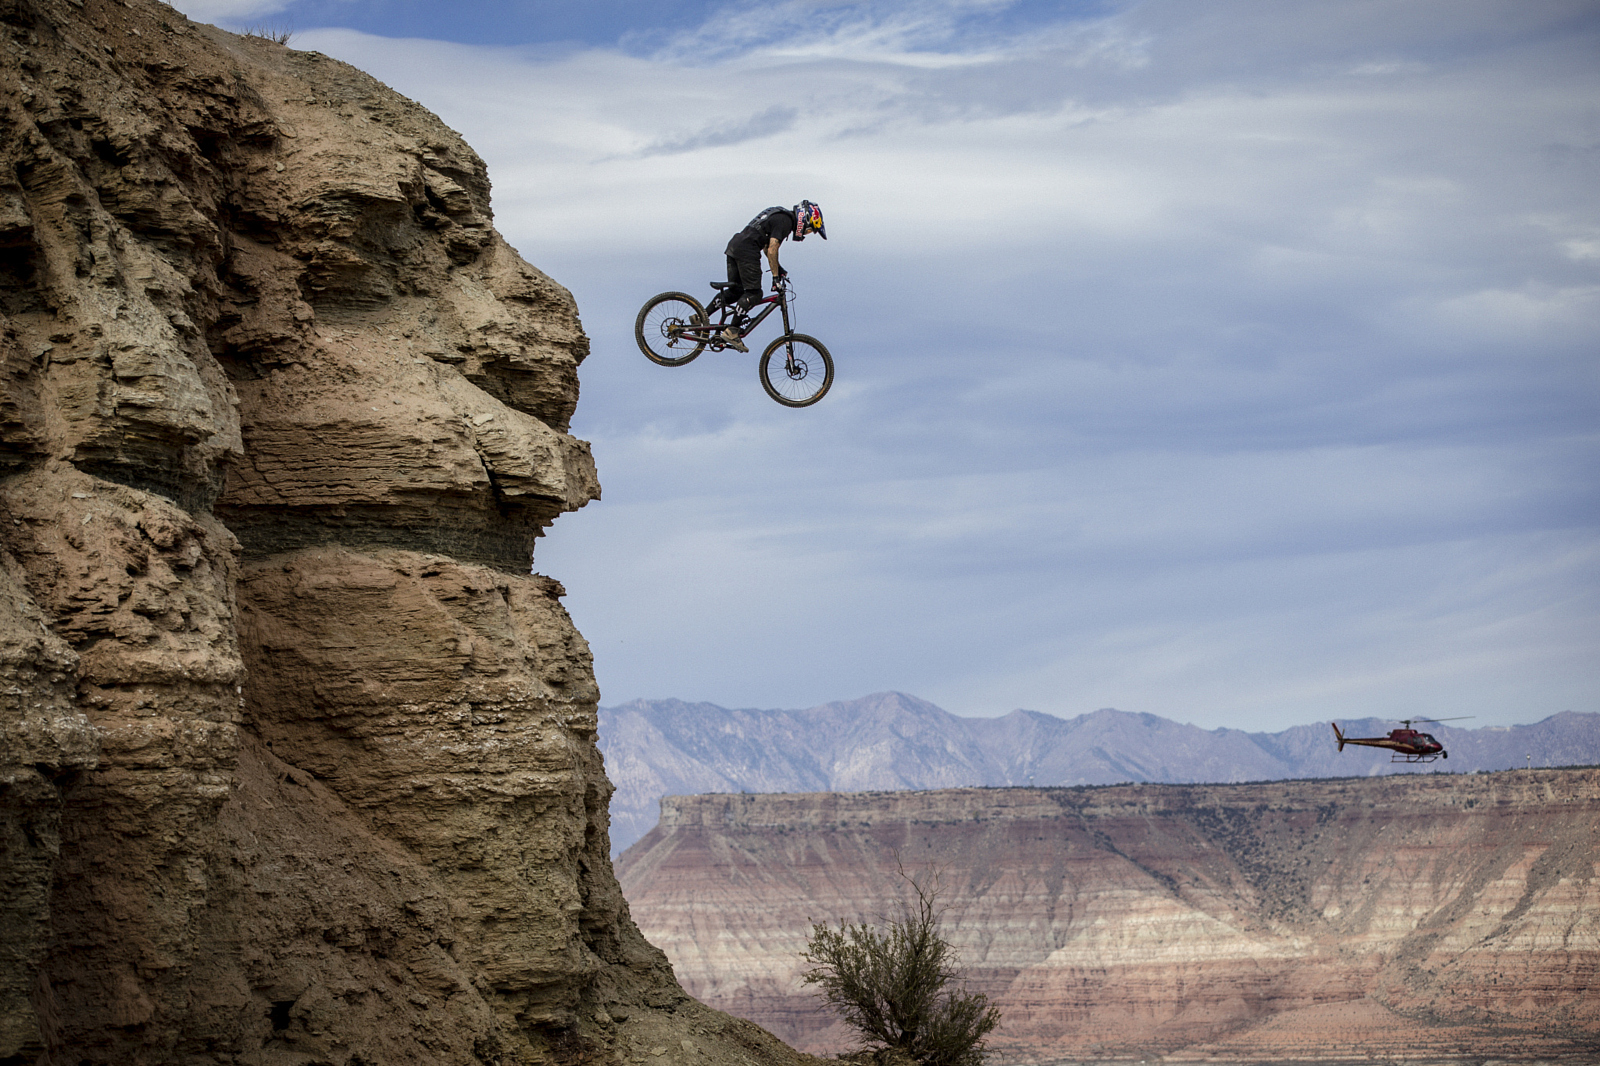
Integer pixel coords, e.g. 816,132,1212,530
800,875,1000,1066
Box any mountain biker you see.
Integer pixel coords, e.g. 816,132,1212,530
712,200,826,352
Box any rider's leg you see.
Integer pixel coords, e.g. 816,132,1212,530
709,256,741,315
721,254,760,352
731,254,763,319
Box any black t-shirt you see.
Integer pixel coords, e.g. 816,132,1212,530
726,207,794,258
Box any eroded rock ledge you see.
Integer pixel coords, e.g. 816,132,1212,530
0,3,809,1064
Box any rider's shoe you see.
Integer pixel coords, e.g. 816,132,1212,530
721,329,748,353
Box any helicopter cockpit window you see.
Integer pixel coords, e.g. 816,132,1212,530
1421,734,1438,745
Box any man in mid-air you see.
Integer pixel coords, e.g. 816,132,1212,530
711,200,826,351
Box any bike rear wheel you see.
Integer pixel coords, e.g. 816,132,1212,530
636,292,708,366
759,333,833,407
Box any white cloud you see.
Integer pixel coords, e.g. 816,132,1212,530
1430,284,1600,340
1565,238,1600,261
1345,61,1430,76
643,0,1098,68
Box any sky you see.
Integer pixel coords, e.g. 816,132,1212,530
173,0,1600,731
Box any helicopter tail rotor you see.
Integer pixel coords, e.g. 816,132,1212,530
1332,722,1345,751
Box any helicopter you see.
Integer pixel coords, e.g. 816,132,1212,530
1331,718,1473,763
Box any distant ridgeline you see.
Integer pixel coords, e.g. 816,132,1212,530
596,691,1599,854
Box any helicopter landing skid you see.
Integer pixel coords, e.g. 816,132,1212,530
1392,753,1443,763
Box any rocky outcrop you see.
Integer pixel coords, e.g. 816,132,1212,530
0,3,815,1065
616,770,1600,1063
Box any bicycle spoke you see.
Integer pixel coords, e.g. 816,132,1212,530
635,292,708,366
759,334,833,407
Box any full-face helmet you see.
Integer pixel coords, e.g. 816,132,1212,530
794,200,826,241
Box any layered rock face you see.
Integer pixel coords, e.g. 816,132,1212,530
617,770,1600,1063
0,4,815,1066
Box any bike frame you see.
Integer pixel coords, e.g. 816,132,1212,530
684,282,793,350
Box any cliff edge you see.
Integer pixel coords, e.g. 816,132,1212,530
0,3,812,1065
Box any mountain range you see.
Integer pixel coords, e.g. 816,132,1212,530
597,691,1600,854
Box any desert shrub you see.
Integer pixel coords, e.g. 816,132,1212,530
800,874,999,1066
242,24,294,44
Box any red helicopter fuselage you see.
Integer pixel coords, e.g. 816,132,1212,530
1332,722,1447,762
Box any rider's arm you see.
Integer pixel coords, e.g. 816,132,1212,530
766,237,785,284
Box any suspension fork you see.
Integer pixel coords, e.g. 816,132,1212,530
772,291,802,369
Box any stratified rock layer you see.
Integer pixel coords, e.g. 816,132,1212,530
0,3,814,1065
616,771,1600,1063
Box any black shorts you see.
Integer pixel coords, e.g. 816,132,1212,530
725,253,763,308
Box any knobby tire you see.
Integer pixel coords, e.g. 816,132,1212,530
636,292,708,366
759,333,833,407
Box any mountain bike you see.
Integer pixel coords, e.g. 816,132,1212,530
635,276,834,408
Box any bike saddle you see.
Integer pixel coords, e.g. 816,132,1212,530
709,281,732,289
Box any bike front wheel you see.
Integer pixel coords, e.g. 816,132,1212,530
759,334,834,407
636,292,708,366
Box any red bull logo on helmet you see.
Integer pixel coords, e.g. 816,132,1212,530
795,199,827,241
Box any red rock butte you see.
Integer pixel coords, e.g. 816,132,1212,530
617,772,1600,1063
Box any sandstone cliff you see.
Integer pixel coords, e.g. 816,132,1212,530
0,4,814,1065
616,770,1600,1063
